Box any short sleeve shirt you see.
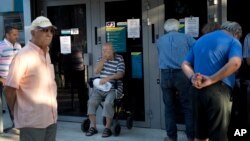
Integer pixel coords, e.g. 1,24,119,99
5,41,57,128
185,30,242,88
243,33,250,58
0,38,21,78
97,54,125,96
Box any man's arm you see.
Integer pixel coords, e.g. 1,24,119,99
106,72,124,80
94,59,125,83
100,72,125,85
181,61,195,80
209,57,241,83
181,61,202,87
199,57,241,88
4,86,17,114
94,58,106,74
0,77,6,85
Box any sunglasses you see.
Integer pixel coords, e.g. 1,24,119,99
36,28,56,34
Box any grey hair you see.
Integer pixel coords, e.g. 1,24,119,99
164,19,180,32
221,21,242,38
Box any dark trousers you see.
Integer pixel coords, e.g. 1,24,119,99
20,123,57,141
228,80,249,140
0,84,14,126
160,69,194,140
191,82,232,141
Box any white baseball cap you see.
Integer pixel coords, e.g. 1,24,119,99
30,16,57,30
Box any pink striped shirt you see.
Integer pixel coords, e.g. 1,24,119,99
5,41,57,128
0,39,21,78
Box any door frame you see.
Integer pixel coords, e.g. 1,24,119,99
42,0,92,122
98,0,151,128
36,0,160,128
142,0,165,129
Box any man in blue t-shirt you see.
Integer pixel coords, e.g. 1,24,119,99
182,21,242,141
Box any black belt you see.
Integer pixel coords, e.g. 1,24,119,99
161,69,182,73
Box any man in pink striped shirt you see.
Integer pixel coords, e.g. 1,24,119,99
0,26,21,82
0,26,21,131
4,16,58,141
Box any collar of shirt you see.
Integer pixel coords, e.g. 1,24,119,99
4,38,19,48
28,41,49,55
28,41,51,64
4,38,14,48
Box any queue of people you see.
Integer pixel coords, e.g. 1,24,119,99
0,15,249,141
157,18,248,141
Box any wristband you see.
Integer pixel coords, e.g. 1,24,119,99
189,74,194,82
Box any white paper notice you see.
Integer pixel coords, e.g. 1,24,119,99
60,36,71,54
185,17,199,37
127,19,140,38
71,28,79,35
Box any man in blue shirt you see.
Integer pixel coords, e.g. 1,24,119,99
182,21,242,141
156,18,196,141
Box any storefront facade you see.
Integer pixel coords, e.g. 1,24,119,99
8,0,242,129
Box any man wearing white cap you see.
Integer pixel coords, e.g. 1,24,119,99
4,16,58,141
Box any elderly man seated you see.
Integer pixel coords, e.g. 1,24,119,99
86,42,125,138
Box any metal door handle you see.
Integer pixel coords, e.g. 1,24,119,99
152,24,155,43
95,27,98,45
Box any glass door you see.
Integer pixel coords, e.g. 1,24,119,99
98,0,150,127
45,0,91,121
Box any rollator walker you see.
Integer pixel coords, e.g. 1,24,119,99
81,77,133,136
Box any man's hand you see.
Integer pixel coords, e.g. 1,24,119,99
100,77,110,85
191,73,202,88
196,75,213,88
191,73,215,89
0,78,6,85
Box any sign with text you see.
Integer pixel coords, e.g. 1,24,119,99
106,27,126,53
60,36,71,54
127,19,140,38
185,17,199,37
71,28,79,35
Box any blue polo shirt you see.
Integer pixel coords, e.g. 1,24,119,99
185,30,242,88
156,31,196,69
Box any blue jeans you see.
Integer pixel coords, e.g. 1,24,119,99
160,69,194,140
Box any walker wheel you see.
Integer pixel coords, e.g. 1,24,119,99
113,122,121,136
81,118,90,132
126,116,133,129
